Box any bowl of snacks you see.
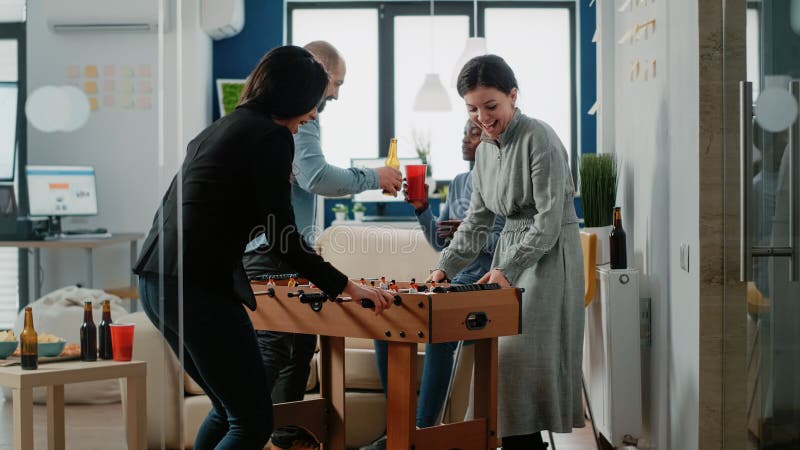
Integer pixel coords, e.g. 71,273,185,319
0,330,17,359
38,333,66,357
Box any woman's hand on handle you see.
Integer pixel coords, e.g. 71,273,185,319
476,269,511,287
342,279,392,315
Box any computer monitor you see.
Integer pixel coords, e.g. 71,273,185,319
26,165,98,217
351,157,423,202
0,82,18,181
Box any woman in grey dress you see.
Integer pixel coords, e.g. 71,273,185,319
430,55,585,449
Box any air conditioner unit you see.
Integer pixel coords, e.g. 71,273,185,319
201,0,244,40
45,0,171,33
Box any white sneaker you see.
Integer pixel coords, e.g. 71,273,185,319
359,435,387,450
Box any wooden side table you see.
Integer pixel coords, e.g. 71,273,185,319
0,360,146,450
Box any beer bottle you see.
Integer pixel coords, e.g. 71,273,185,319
609,206,628,269
20,307,38,370
80,301,98,361
98,300,113,360
383,138,399,196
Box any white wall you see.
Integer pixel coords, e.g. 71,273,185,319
26,1,212,293
597,0,700,448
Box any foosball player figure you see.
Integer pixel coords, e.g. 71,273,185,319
359,277,367,286
370,280,376,287
429,280,437,292
379,276,388,290
287,276,297,287
409,278,419,292
388,279,398,292
266,277,276,287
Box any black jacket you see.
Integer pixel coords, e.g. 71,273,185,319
134,106,348,309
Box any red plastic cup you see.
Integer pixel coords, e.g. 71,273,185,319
110,323,135,362
405,164,428,201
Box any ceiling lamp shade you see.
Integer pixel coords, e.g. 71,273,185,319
451,37,488,87
413,73,451,112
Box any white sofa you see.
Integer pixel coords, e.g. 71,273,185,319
128,224,475,449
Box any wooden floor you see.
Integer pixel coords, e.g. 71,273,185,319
0,397,604,450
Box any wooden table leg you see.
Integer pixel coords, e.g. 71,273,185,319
319,336,345,450
386,342,417,450
125,374,147,450
46,385,65,450
12,387,33,450
473,338,499,450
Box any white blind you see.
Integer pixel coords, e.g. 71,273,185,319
0,248,18,328
0,0,24,23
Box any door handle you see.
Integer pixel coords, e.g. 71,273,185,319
740,81,754,282
789,81,799,281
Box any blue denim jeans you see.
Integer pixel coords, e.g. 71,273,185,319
138,273,272,450
373,273,480,428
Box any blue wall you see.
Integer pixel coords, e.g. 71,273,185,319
212,0,283,119
579,0,597,155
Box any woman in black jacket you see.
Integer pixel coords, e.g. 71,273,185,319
134,45,393,450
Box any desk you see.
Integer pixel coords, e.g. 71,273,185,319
0,360,147,450
0,233,143,302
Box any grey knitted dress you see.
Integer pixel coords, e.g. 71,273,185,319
436,109,585,437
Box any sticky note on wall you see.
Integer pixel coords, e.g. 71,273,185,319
120,93,134,108
88,97,98,111
84,81,98,95
84,65,98,78
120,65,134,78
119,79,133,93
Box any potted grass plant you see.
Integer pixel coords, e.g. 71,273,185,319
351,202,366,221
332,203,349,222
579,153,618,264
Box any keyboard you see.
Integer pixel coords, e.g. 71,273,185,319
45,231,112,240
63,228,108,235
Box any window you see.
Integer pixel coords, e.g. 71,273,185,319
288,1,576,179
485,7,573,166
394,15,470,178
291,8,379,170
0,20,23,328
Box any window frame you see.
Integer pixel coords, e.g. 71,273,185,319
0,21,27,311
286,1,577,175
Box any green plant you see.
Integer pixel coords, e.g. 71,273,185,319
579,153,618,227
351,202,366,212
412,128,433,176
218,79,246,116
331,203,349,213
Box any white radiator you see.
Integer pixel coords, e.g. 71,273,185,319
583,266,642,446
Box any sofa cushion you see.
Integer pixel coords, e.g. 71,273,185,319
184,372,205,396
316,225,440,281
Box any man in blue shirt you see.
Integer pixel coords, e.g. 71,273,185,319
242,41,402,415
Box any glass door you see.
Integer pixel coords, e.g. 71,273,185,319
735,1,800,448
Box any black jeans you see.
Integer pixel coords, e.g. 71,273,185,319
244,250,317,404
257,330,317,403
138,272,272,450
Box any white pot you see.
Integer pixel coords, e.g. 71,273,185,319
353,211,365,221
334,211,347,222
583,225,613,265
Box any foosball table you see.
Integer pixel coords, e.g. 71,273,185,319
246,274,523,450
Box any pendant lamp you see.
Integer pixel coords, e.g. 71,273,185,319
451,0,488,87
413,0,451,112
